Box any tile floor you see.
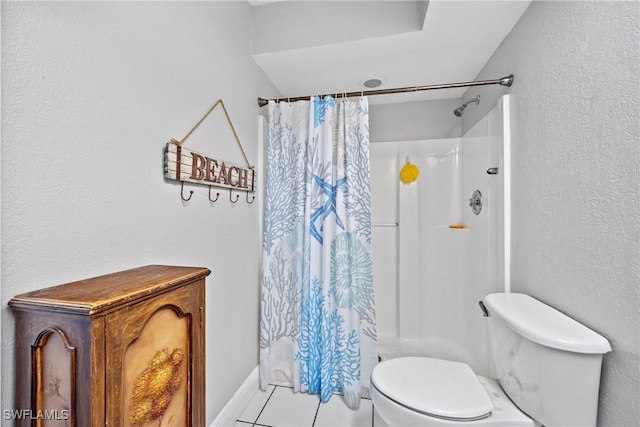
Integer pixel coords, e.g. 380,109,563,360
233,385,374,427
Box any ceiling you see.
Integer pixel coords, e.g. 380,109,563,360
249,1,531,104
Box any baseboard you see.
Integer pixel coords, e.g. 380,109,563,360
210,366,260,427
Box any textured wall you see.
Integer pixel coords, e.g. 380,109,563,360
461,2,639,426
1,2,278,423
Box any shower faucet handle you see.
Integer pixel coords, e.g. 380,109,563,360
469,190,482,215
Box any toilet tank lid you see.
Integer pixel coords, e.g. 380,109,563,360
484,293,612,354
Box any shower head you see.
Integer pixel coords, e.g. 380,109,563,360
453,95,481,117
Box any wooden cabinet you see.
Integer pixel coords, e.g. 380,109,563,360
9,265,211,427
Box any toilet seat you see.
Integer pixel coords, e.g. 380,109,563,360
371,357,494,421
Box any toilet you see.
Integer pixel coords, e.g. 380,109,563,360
371,293,612,426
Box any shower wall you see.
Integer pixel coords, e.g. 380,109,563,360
371,97,510,377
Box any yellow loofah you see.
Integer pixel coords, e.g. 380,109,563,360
400,162,420,184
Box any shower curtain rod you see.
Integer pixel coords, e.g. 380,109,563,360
257,74,513,107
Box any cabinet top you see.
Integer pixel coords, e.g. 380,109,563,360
8,265,211,316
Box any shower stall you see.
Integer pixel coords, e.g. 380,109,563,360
370,95,512,377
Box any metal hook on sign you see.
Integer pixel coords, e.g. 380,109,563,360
208,186,220,203
246,192,255,204
229,189,240,203
181,182,193,201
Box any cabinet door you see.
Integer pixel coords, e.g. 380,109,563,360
12,311,100,427
105,281,205,427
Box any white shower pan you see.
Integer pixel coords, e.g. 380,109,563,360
370,96,512,377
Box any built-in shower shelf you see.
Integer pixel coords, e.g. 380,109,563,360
436,226,469,231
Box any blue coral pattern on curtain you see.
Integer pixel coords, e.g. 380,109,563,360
260,96,376,409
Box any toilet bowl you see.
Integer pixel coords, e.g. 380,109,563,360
370,293,611,427
371,357,535,426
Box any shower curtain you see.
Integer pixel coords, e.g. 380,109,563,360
260,96,377,408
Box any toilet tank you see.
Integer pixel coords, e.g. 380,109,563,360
484,293,611,427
